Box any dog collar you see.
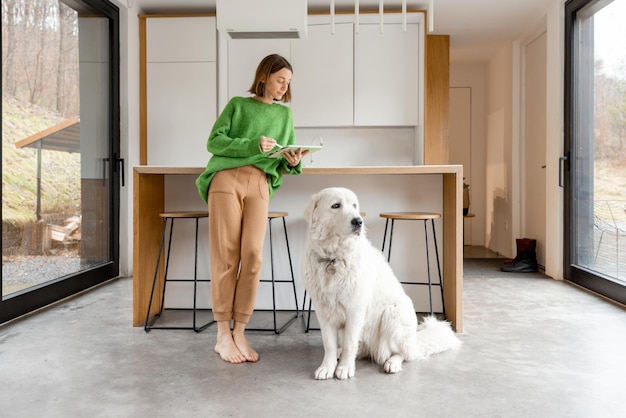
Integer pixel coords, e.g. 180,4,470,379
316,255,338,274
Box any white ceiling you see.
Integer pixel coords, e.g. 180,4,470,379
132,0,555,62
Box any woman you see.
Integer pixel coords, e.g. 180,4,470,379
196,54,307,364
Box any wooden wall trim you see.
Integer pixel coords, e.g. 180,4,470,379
425,34,450,165
139,16,147,165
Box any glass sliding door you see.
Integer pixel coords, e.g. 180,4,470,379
565,0,626,303
1,0,120,323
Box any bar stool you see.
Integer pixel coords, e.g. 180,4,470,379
144,211,214,333
302,213,367,332
248,212,299,334
379,212,445,317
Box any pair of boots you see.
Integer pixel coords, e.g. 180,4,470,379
501,238,538,273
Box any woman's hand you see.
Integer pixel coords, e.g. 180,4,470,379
284,148,310,167
260,136,278,153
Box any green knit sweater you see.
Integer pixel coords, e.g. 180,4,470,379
196,96,301,203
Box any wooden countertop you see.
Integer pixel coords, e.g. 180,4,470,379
133,165,463,175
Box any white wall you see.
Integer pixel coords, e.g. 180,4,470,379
449,63,487,247
484,44,515,258
477,0,564,277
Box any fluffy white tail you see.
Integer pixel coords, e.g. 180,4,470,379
414,316,462,359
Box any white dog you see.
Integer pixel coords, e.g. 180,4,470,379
302,187,461,380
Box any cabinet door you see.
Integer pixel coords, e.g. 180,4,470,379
146,17,216,63
354,23,419,126
147,62,217,166
226,40,291,100
290,23,353,127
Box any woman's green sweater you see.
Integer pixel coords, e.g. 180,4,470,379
195,96,301,203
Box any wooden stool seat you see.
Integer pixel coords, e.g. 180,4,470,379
144,211,214,333
159,211,208,219
379,211,444,317
380,212,441,221
268,211,288,219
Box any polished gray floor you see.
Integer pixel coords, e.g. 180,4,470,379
2,250,626,417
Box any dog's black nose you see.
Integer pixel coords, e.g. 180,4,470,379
351,217,363,229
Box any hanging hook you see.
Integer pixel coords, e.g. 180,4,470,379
379,0,384,34
330,0,335,34
402,0,407,32
354,0,359,34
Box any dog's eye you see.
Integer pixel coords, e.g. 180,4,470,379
331,203,341,209
353,203,357,209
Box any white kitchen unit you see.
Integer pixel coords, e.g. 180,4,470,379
219,11,424,164
145,16,218,167
354,21,420,126
289,21,354,127
221,13,424,127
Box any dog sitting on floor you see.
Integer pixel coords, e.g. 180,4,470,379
302,187,462,380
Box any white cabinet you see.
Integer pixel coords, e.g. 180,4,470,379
354,22,419,126
221,13,423,129
145,17,217,166
290,23,353,127
146,17,216,63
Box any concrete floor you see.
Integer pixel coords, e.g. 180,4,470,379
2,251,626,417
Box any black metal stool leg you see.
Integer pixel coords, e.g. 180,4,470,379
431,218,445,317
424,220,434,315
144,214,214,332
193,216,214,333
282,217,299,315
144,217,169,332
380,213,444,318
269,218,279,333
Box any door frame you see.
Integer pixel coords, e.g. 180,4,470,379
563,0,626,304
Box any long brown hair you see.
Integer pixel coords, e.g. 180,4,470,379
248,54,293,103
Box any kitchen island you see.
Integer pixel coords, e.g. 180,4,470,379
134,165,464,332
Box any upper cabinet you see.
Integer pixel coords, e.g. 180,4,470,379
289,21,354,127
354,21,419,126
144,16,218,167
146,16,216,63
221,12,423,128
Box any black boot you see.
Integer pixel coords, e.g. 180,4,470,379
503,238,531,265
501,238,538,273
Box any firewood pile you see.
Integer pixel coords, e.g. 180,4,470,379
50,215,81,245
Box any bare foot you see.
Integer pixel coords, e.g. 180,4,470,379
232,332,259,362
214,333,246,364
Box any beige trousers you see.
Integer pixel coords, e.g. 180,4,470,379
208,165,269,324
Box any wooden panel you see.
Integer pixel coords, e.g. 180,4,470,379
425,35,450,165
443,172,463,332
139,16,147,165
133,169,165,326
